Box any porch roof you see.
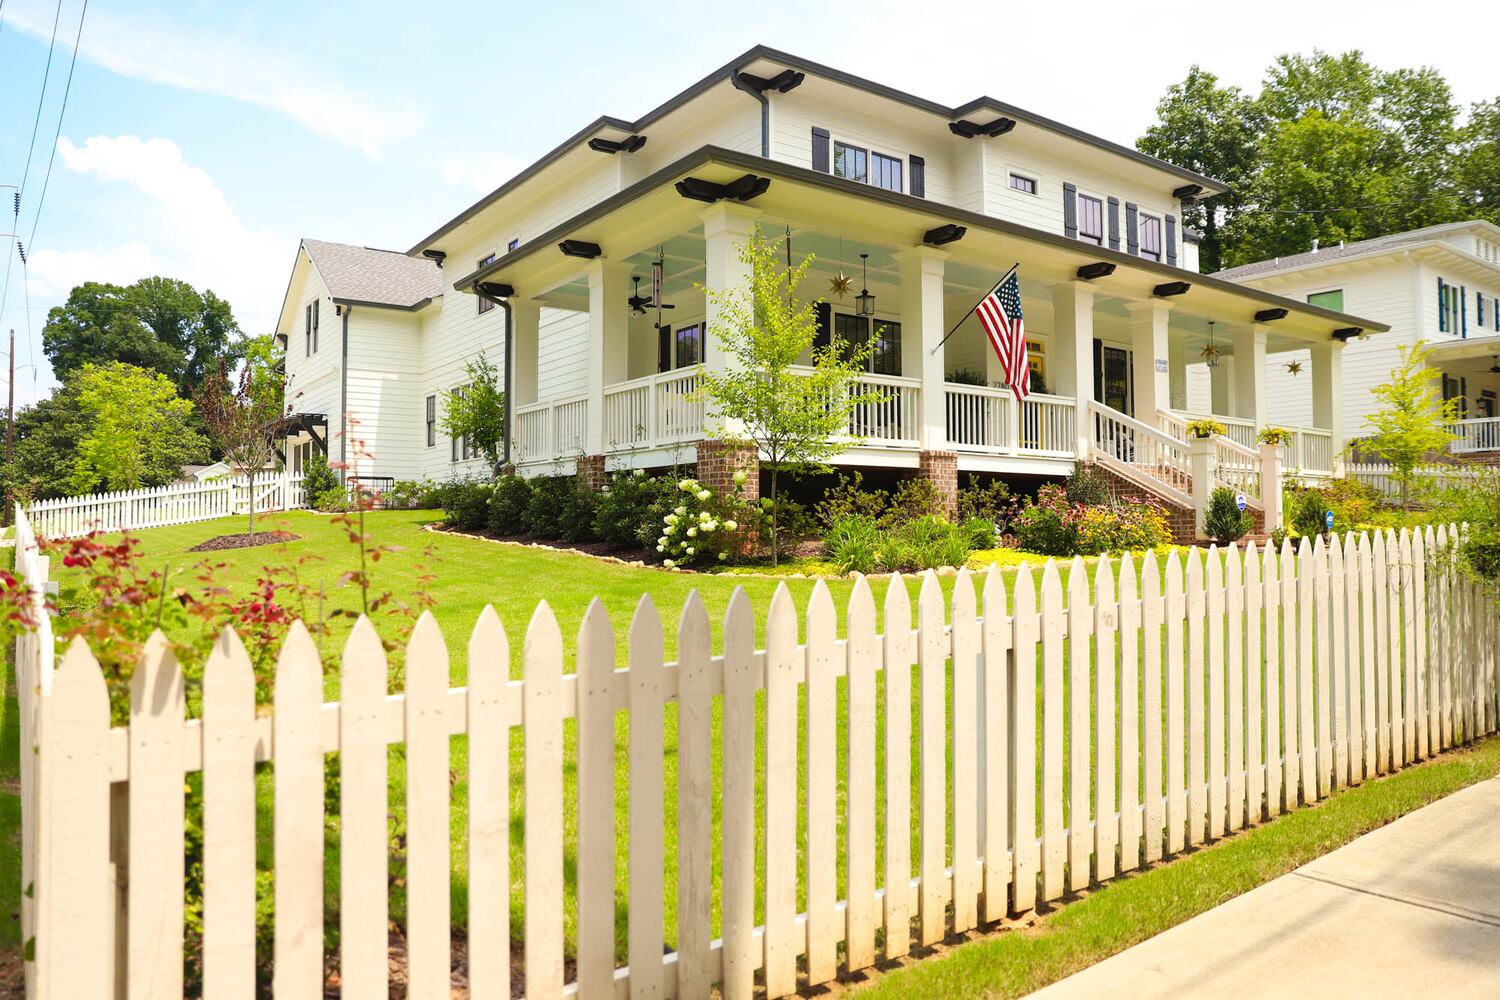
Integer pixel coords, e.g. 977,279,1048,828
1426,332,1500,365
454,145,1388,344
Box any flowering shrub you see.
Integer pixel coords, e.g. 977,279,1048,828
594,468,675,548
1013,484,1170,557
657,474,753,568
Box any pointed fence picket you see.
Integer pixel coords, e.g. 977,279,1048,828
15,500,1499,1000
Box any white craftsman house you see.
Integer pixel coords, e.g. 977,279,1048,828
1216,221,1500,459
275,46,1389,532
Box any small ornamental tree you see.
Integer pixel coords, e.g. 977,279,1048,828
71,362,208,493
195,354,284,535
441,353,507,474
696,228,874,564
1364,341,1461,510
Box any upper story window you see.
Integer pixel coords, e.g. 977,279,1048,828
1138,215,1162,261
507,238,519,252
870,152,903,192
1009,173,1037,195
477,254,498,314
425,395,437,448
1307,289,1344,312
305,300,319,356
675,324,703,367
1077,194,1104,246
834,142,868,184
1438,278,1464,335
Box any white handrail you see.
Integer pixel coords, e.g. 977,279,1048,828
1089,401,1193,503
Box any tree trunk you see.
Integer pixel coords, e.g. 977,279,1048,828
247,467,256,535
769,467,780,568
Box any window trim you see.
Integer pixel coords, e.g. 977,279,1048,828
832,140,869,184
1076,191,1105,246
425,394,437,448
1008,171,1039,196
673,321,704,369
869,149,903,193
832,310,903,376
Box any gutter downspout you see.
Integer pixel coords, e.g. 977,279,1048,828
474,283,514,471
730,71,770,157
340,304,350,483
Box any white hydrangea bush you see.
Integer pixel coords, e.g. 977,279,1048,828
657,474,751,569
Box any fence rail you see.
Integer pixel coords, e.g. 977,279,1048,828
15,507,1498,999
23,474,302,539
1347,462,1488,499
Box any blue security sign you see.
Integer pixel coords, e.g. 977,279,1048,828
1235,492,1247,512
1325,510,1336,530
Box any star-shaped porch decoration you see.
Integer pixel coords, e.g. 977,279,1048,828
1199,343,1220,362
828,271,853,298
1285,359,1304,376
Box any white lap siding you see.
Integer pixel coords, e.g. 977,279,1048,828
344,310,424,481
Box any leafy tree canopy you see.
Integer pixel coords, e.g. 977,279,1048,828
441,353,507,472
43,276,243,398
69,362,209,494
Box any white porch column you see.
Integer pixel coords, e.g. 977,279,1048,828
585,259,631,454
1050,280,1095,460
510,298,541,407
700,203,760,374
1126,300,1171,422
1210,356,1235,416
1168,331,1188,410
1310,340,1346,475
1233,324,1269,431
896,246,949,449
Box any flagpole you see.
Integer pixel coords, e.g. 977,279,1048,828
929,261,1020,354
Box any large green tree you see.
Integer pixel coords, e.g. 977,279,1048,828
1455,97,1500,227
43,276,242,398
70,362,209,493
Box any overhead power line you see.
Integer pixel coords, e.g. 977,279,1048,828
26,0,89,249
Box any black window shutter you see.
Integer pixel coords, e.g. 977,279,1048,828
1165,214,1178,266
1107,197,1120,250
813,302,832,351
1462,286,1468,336
812,127,830,173
909,155,925,198
1125,202,1139,255
658,324,672,372
1091,339,1103,402
1437,277,1446,332
1063,183,1078,238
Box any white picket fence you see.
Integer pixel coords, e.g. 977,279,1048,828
15,510,1499,999
23,473,305,539
1346,462,1487,500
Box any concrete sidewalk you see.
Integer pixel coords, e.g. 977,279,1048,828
1031,777,1500,999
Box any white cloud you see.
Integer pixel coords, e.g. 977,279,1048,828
439,149,532,194
34,135,287,335
5,0,423,157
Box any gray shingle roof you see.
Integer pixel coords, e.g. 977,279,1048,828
1213,222,1495,281
302,239,442,309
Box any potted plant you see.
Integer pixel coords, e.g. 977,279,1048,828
1186,417,1227,439
1258,426,1293,446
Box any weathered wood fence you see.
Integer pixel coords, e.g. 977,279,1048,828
16,517,1499,999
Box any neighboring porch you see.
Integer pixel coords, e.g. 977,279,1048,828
1425,334,1500,457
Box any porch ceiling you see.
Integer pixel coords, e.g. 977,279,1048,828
456,145,1388,346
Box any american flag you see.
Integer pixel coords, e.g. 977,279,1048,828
976,268,1029,400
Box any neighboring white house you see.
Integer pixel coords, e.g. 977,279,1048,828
1215,221,1500,457
274,45,1389,526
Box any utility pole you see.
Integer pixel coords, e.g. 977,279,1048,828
6,328,13,466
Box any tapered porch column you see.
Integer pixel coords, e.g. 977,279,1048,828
1126,300,1171,422
1233,324,1269,431
585,259,631,456
510,298,541,407
1050,280,1095,460
1310,340,1345,475
896,246,949,448
700,203,760,376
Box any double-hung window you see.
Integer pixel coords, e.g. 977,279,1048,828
833,142,868,184
1077,194,1104,245
425,395,437,447
834,313,902,376
870,151,902,192
305,300,320,356
674,323,703,367
477,253,498,314
1138,215,1162,261
450,387,467,461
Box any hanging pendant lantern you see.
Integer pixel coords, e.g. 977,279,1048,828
856,252,875,318
1201,320,1221,368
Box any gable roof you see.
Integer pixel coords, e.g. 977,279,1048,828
301,239,443,309
1214,221,1500,281
407,43,1227,255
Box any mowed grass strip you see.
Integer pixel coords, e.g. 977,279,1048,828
856,734,1500,1000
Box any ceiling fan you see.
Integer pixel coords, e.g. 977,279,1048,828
628,275,674,316
1489,354,1500,374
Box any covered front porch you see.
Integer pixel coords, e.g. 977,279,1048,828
470,148,1371,507
1425,334,1500,456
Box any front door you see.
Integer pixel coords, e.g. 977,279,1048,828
1093,340,1134,416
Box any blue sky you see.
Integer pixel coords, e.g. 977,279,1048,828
1,0,1494,406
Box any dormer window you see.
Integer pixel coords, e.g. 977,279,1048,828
1077,194,1104,246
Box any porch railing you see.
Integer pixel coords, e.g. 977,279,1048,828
1450,415,1500,453
1090,402,1193,504
601,370,704,453
1163,411,1334,478
1172,410,1256,449
942,383,1075,457
842,373,921,447
513,395,589,466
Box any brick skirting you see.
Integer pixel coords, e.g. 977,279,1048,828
918,450,959,518
695,440,760,505
576,454,608,492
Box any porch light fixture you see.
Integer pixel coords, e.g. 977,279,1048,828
1332,327,1363,342
1154,280,1191,298
856,253,875,318
559,240,602,259
1076,261,1116,281
421,249,447,267
1254,307,1288,323
1173,183,1204,203
587,135,648,154
1202,320,1221,369
674,173,770,204
923,223,966,246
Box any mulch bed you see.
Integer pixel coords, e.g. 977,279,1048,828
188,530,301,552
